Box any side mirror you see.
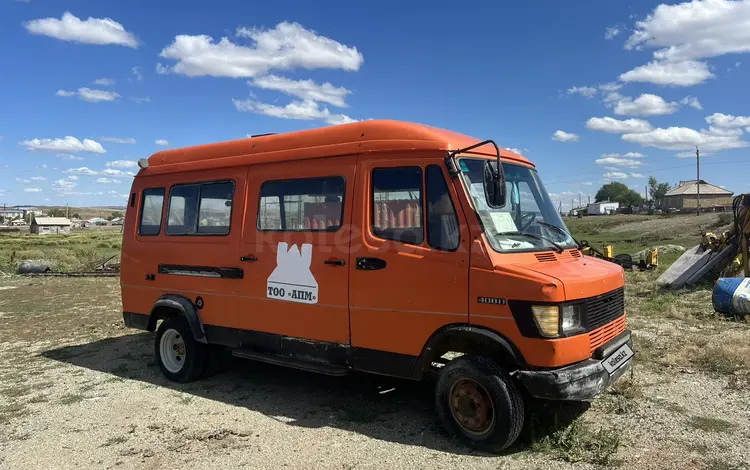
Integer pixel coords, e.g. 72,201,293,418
483,160,506,208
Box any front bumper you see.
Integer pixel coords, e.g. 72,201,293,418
516,331,633,401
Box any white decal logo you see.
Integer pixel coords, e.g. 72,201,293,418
267,242,319,304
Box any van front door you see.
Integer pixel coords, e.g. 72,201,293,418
349,156,470,369
238,155,357,344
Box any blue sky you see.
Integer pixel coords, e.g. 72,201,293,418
1,0,749,210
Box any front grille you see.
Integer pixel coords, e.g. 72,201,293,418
588,315,626,353
584,287,625,331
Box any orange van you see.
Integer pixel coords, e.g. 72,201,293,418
121,120,632,451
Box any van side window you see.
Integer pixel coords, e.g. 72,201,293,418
258,177,345,231
198,182,234,234
372,167,423,245
139,188,165,236
426,165,460,250
167,181,235,235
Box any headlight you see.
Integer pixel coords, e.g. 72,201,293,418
561,304,583,333
531,305,559,338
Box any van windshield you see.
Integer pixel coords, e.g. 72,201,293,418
458,158,576,253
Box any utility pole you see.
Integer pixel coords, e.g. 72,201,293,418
696,146,701,216
578,193,582,208
588,194,591,204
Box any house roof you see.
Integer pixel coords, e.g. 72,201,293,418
143,120,533,175
34,217,72,226
664,180,733,196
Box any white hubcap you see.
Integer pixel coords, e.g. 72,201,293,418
160,329,186,373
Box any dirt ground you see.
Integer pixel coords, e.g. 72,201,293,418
1,275,749,470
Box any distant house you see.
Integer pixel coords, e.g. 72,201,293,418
661,180,733,210
31,217,72,235
110,217,124,225
587,202,619,216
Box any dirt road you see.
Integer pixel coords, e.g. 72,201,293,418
1,277,748,469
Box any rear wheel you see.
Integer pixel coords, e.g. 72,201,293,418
155,316,208,382
435,356,524,452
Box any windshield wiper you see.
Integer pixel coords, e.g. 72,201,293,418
535,221,571,238
535,221,582,249
496,231,565,253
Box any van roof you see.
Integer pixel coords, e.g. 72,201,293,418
142,120,533,175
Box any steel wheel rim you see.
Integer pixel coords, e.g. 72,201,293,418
448,377,495,436
160,329,186,373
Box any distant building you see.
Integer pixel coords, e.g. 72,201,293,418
587,202,619,216
0,208,25,220
661,180,733,210
31,217,72,235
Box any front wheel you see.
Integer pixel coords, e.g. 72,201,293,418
435,356,524,452
154,316,208,382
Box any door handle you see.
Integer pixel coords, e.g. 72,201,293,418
240,255,258,262
324,259,346,266
145,274,155,281
356,257,386,270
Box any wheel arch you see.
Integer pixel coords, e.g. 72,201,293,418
412,323,525,380
148,294,207,344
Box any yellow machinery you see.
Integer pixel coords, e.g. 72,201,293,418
579,241,658,270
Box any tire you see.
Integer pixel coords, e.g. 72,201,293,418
154,316,208,383
435,356,524,452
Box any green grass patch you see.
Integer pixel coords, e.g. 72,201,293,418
531,418,621,466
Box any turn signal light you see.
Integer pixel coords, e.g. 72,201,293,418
531,305,559,338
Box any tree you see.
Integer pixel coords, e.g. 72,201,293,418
595,182,630,203
621,189,644,209
648,176,670,203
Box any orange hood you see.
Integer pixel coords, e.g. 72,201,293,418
516,256,625,301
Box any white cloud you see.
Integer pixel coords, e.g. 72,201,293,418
233,98,356,125
622,126,748,152
21,136,106,154
582,181,594,186
155,139,169,146
106,160,138,169
605,27,620,40
613,93,679,116
130,96,150,104
625,0,750,62
108,190,118,196
599,82,622,92
67,175,79,181
96,177,122,184
131,66,143,81
16,178,31,184
53,178,77,190
56,87,120,102
93,78,115,86
24,187,42,193
595,155,644,167
603,172,644,179
551,130,579,142
101,137,135,144
737,61,743,68
619,60,714,86
250,75,351,107
680,96,703,109
24,12,138,48
63,167,98,176
586,117,653,134
158,22,363,78
30,176,47,181
101,168,135,177
705,112,750,128
602,91,625,103
567,86,597,98
506,147,527,155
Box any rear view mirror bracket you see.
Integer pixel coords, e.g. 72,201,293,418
448,139,506,208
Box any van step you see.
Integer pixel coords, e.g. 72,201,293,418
231,349,349,376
